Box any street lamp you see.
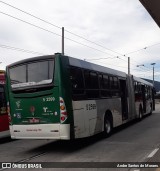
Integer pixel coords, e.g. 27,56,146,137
151,63,156,86
136,64,144,67
136,64,145,78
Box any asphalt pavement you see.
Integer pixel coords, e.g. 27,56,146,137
141,100,160,171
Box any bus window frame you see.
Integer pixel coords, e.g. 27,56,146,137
9,58,55,92
69,66,85,99
84,69,100,99
69,65,121,101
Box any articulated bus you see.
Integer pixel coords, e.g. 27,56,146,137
6,53,154,140
0,70,9,138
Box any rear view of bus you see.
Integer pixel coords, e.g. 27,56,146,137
0,70,9,138
6,54,72,139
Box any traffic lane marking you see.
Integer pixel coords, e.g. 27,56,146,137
147,148,159,158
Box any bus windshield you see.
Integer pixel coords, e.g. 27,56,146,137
9,59,54,89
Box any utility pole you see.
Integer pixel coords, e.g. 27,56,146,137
62,27,64,55
151,63,156,86
128,57,130,75
150,63,156,110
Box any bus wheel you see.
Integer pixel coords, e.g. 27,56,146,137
103,115,112,137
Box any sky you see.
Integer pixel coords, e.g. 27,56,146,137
0,0,160,81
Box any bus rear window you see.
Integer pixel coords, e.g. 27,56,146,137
9,60,54,89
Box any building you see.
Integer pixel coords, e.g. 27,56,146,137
140,0,160,28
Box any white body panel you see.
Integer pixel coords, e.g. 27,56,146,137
135,99,152,117
145,99,152,114
135,101,141,118
73,98,122,139
10,124,70,139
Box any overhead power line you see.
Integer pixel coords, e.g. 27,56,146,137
0,11,116,58
0,1,61,29
1,0,158,69
0,0,159,73
85,56,116,61
124,42,160,56
0,44,45,55
96,60,150,72
0,0,123,57
0,11,62,37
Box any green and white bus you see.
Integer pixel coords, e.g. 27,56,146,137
6,53,154,139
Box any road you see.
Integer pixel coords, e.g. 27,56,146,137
0,103,160,171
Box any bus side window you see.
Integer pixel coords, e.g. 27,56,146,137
103,75,110,89
110,76,120,97
69,67,85,96
134,81,138,99
146,86,151,100
100,74,110,98
138,83,141,92
84,70,99,99
149,87,152,99
113,77,119,89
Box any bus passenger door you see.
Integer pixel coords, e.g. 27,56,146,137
120,80,128,120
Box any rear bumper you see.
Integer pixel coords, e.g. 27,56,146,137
10,124,70,140
0,130,10,138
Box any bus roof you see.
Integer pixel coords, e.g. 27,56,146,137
7,54,126,78
68,56,127,78
133,76,153,87
6,53,152,87
7,55,54,68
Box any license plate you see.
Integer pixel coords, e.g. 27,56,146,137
29,118,40,123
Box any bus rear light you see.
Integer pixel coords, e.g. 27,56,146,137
61,111,67,115
60,100,64,103
61,116,65,121
60,105,65,110
60,97,68,123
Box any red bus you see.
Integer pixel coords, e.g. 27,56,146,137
0,70,9,138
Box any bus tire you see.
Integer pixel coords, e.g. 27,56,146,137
103,115,112,137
